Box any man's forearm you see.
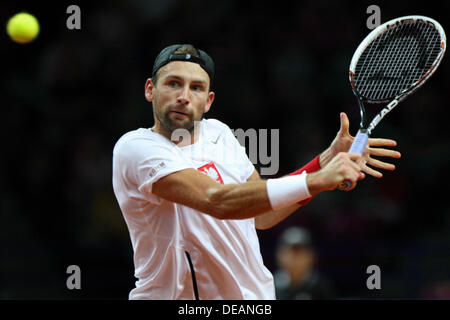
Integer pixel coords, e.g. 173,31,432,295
152,169,274,220
254,203,301,230
152,167,334,222
319,147,334,168
204,175,310,220
206,180,273,220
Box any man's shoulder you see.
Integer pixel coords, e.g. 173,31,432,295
117,128,150,140
202,118,238,145
113,128,166,155
203,118,235,137
204,118,233,129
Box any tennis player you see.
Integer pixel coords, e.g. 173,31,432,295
112,44,400,300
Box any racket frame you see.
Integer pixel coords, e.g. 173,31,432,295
350,15,446,137
341,15,446,189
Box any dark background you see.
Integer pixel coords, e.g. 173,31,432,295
1,0,449,299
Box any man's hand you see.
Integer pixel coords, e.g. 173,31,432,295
320,112,401,178
307,152,365,195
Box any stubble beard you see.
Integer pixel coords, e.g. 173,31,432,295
154,104,200,135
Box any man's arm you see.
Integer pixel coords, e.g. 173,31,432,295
250,169,302,230
152,152,363,221
152,168,273,220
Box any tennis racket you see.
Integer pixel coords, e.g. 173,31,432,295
340,15,446,190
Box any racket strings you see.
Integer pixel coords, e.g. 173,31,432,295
360,23,415,97
385,23,426,99
354,22,442,101
365,23,424,99
374,26,409,100
408,24,439,93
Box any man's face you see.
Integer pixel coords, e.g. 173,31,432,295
277,245,315,276
146,61,214,134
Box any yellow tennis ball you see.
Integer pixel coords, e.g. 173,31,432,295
6,12,40,44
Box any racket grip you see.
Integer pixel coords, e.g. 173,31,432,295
342,130,369,189
349,130,369,154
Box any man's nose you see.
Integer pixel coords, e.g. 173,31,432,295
177,86,190,105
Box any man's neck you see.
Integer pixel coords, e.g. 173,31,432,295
152,120,202,147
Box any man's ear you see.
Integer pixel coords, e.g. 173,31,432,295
145,78,154,102
204,91,215,113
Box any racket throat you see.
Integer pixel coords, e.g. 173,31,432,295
367,99,399,134
356,96,370,129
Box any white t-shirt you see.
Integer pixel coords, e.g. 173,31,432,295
112,118,275,300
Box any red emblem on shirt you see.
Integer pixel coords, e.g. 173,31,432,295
197,162,224,184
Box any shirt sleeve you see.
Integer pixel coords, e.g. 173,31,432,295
114,136,194,204
239,143,256,181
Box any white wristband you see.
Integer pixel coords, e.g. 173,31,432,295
266,172,311,210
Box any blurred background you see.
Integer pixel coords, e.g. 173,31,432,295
1,0,449,299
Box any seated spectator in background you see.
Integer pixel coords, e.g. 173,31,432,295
274,227,337,300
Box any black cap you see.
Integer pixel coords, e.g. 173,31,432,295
152,44,215,84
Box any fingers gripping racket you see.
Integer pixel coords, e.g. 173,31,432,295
340,15,446,189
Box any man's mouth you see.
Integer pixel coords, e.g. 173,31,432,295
170,110,189,117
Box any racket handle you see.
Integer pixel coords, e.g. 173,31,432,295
342,130,369,189
349,130,369,154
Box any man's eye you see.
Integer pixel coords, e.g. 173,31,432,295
192,85,203,91
168,81,179,87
